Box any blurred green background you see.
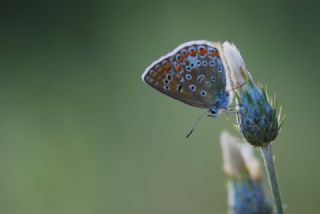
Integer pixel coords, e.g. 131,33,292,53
0,1,319,213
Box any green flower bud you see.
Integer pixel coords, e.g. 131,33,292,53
235,76,280,147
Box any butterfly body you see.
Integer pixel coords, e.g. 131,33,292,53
142,40,232,117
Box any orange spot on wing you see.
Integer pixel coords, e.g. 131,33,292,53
199,48,206,56
175,65,182,72
190,50,197,56
177,73,182,80
164,63,171,71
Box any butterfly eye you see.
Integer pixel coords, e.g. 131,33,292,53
209,109,217,117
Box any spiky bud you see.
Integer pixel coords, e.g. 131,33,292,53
235,77,279,147
223,42,283,147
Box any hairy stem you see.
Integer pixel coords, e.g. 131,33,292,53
260,144,284,214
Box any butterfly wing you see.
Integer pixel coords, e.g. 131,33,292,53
142,40,232,109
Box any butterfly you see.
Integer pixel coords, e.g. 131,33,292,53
142,40,233,118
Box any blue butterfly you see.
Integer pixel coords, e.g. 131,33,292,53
142,40,233,118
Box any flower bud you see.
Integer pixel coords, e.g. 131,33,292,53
223,41,282,147
220,131,271,214
235,78,279,147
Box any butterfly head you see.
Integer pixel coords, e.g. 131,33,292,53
208,108,218,117
208,91,231,117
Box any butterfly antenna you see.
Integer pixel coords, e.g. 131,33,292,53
186,110,208,138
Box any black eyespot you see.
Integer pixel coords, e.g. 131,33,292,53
200,90,207,97
185,74,192,80
163,79,169,84
202,61,208,66
197,75,205,82
177,84,183,92
209,61,215,66
166,74,172,80
185,66,191,72
189,84,196,92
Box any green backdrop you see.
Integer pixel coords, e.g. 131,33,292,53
0,1,319,213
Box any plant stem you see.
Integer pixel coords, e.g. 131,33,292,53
260,144,284,214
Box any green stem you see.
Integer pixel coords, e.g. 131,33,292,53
260,144,284,214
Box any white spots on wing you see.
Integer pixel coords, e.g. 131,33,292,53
200,90,207,97
189,84,196,92
163,85,169,90
202,60,208,67
185,74,192,80
197,74,205,82
176,84,183,92
185,65,191,72
209,60,216,67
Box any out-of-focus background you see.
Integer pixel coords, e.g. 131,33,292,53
0,1,319,213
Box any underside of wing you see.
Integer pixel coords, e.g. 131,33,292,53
142,40,232,109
